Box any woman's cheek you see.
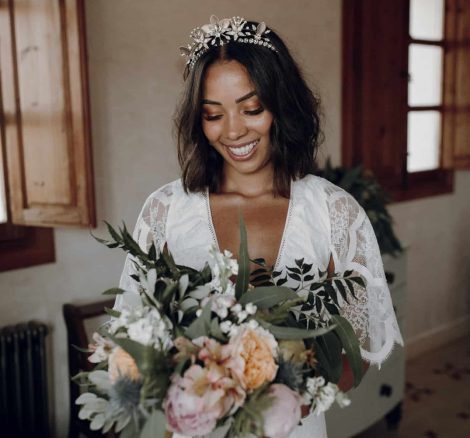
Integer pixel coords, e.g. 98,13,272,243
202,121,220,143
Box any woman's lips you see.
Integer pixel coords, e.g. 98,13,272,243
222,140,259,161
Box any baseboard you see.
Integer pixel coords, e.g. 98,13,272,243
405,315,470,361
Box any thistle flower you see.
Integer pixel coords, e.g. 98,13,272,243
108,376,142,414
275,356,306,392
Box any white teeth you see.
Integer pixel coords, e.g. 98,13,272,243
227,141,258,156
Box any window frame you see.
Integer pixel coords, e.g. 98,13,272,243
342,0,454,203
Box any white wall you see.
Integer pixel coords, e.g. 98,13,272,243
0,0,468,436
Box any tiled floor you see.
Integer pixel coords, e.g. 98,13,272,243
356,335,470,438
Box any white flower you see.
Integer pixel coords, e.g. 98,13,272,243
335,391,351,408
220,320,233,333
208,245,238,295
201,294,236,319
237,310,248,323
196,309,202,317
305,377,344,415
88,333,114,363
306,376,325,393
247,319,259,330
245,303,257,315
231,304,242,314
109,306,173,351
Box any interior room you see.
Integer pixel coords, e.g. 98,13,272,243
0,1,469,437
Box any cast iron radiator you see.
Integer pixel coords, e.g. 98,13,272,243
0,321,50,437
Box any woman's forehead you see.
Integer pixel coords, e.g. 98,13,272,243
202,61,256,103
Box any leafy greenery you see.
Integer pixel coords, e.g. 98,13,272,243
314,158,403,256
84,218,365,436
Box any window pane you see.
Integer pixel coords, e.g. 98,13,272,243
407,111,441,172
408,44,443,106
409,0,444,40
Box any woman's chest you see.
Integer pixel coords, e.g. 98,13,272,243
209,194,290,269
164,183,332,276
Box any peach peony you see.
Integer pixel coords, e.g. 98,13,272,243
227,325,278,391
108,347,140,383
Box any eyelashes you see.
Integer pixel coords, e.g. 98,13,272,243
203,107,265,121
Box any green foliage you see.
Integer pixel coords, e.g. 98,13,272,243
184,301,212,339
238,286,299,309
231,385,273,437
235,214,250,300
314,158,403,256
257,319,335,340
330,315,363,387
313,331,343,383
139,409,167,438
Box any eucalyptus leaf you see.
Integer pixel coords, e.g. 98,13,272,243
185,302,212,339
188,284,212,299
239,286,298,309
257,320,335,339
235,215,250,300
120,419,140,438
104,307,121,318
314,331,343,383
140,409,167,438
330,314,363,387
88,370,111,392
178,274,189,298
102,287,125,295
210,318,227,342
180,297,199,311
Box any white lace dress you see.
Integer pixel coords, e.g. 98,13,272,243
116,174,404,438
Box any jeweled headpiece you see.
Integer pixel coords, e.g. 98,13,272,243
180,15,277,73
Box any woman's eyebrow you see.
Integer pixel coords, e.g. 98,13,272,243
202,90,257,106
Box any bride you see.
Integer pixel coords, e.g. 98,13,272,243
117,16,404,437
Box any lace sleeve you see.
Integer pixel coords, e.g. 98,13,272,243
114,183,174,311
327,186,404,368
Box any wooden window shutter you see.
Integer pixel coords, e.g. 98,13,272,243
342,0,409,190
0,0,96,228
442,0,470,169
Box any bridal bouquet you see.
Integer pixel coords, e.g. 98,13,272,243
74,220,365,438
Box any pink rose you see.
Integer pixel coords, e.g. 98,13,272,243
261,384,302,438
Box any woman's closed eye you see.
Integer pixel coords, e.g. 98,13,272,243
244,107,264,115
203,107,264,121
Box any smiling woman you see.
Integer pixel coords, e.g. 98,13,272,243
201,62,273,180
116,15,403,438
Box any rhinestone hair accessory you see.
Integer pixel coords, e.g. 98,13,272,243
180,15,277,72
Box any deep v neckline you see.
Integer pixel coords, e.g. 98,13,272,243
204,181,295,271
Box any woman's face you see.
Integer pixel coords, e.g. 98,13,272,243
201,60,273,176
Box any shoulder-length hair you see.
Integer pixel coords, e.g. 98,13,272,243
173,21,323,197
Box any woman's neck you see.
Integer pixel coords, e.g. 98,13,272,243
220,164,275,198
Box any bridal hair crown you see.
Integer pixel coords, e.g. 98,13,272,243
180,15,277,72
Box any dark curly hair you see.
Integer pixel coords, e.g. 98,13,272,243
174,21,323,197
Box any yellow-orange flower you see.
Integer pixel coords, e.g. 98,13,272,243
227,325,278,391
108,347,140,383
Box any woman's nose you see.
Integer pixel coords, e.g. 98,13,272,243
224,113,247,140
